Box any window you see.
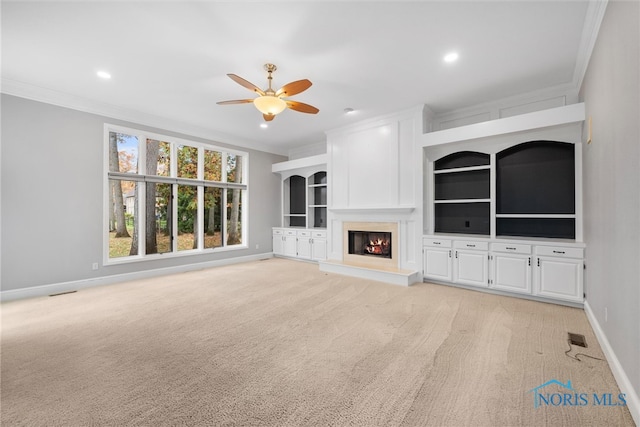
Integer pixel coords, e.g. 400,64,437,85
106,125,248,262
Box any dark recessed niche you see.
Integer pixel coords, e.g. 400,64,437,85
496,218,575,239
289,216,306,227
289,175,306,214
435,170,490,200
435,151,490,170
435,203,490,235
313,207,326,228
313,171,327,185
497,141,575,214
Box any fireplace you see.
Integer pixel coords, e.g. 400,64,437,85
342,221,399,270
348,231,392,258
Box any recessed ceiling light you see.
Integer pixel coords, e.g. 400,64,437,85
260,123,268,129
97,70,111,79
444,52,459,63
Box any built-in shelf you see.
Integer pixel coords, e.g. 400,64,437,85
421,103,585,147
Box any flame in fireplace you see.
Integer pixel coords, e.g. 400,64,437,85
366,238,389,255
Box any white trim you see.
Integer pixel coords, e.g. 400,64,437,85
573,0,609,91
420,103,586,147
584,301,640,426
0,254,273,302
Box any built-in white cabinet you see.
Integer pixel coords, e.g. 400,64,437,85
490,243,532,294
272,155,327,230
310,231,327,261
423,236,584,305
272,228,327,261
423,238,453,282
453,241,489,288
534,246,583,303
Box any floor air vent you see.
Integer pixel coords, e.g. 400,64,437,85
568,332,587,348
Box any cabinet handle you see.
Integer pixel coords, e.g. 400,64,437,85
553,250,565,254
433,241,441,245
537,258,540,267
506,247,516,250
455,251,458,259
449,250,451,258
528,257,531,266
466,244,476,248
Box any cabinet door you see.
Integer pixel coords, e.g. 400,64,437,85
423,247,452,282
492,253,532,294
297,237,311,259
283,235,297,257
311,238,327,261
454,250,488,287
272,234,284,256
535,256,583,302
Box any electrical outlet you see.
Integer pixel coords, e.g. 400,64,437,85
256,244,259,249
92,263,99,270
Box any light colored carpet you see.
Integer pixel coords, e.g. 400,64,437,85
1,258,634,426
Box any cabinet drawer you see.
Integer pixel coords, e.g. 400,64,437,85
312,231,327,238
535,246,583,259
284,229,298,237
454,240,489,251
423,238,452,248
491,243,531,254
273,229,283,236
297,230,311,237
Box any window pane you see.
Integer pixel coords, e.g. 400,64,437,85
177,185,198,251
146,139,171,176
109,132,138,174
178,145,198,179
108,179,137,258
226,188,242,245
204,149,222,182
227,154,243,183
146,182,173,254
204,187,223,249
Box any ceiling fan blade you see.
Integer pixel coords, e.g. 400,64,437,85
216,99,254,105
276,79,312,97
227,74,266,96
263,114,276,122
286,100,319,114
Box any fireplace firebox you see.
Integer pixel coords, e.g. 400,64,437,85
348,231,392,259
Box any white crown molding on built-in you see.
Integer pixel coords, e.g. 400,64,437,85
573,0,609,90
0,78,288,156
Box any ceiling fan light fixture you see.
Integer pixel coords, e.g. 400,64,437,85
253,95,287,116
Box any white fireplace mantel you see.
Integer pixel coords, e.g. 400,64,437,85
329,207,415,214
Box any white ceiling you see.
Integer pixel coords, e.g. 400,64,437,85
1,1,594,155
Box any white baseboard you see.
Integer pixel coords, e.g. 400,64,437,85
1,253,274,302
584,301,640,426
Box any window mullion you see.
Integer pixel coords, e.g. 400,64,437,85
197,185,204,250
222,185,228,247
138,181,146,256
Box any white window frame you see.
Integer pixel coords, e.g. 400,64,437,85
104,123,249,265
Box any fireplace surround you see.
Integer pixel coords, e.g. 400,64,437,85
342,221,399,270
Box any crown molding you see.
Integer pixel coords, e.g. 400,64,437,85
573,0,609,91
1,78,288,156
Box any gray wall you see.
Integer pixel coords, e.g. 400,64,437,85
580,0,640,406
1,94,285,292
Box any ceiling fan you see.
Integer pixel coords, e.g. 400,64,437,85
217,63,319,122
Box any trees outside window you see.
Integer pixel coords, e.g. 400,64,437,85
106,126,247,261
